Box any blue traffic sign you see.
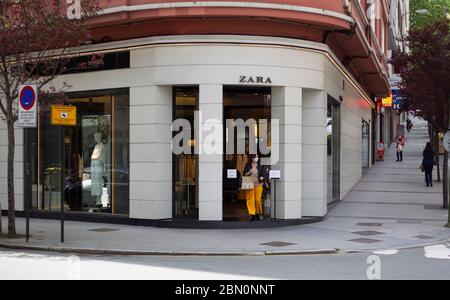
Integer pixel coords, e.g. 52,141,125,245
392,89,403,110
19,86,36,111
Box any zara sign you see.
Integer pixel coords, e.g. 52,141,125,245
239,76,272,84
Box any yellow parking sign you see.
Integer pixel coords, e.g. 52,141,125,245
51,105,77,126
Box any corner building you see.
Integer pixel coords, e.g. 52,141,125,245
0,0,391,224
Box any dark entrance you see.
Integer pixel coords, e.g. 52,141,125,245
222,87,272,221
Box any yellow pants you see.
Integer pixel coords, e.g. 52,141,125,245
246,185,263,216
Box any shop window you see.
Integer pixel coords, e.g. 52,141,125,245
173,87,199,219
62,52,130,74
327,96,341,204
27,90,130,215
362,120,370,169
22,52,130,77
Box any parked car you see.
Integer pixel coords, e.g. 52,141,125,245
64,167,129,212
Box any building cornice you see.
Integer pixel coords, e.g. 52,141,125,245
62,34,375,107
99,1,354,24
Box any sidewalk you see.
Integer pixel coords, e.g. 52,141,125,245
1,117,449,255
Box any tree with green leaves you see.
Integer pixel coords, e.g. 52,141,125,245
0,0,100,238
391,18,450,226
410,0,450,29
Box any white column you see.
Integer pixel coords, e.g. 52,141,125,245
129,86,173,219
198,85,223,221
271,87,302,219
301,90,327,217
0,120,24,212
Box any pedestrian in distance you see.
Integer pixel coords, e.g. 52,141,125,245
422,142,435,187
396,136,404,162
406,118,413,132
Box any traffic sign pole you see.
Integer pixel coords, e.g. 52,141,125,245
49,104,77,243
25,129,30,243
61,126,65,243
18,85,37,242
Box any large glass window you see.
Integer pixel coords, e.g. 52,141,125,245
327,96,341,204
28,90,130,215
173,87,199,219
362,120,370,169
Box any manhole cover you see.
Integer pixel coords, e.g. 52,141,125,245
87,228,120,233
348,238,382,244
260,241,297,247
352,230,385,236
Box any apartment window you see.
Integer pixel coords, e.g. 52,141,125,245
369,2,376,31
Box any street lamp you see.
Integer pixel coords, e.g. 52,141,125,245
415,9,430,15
402,8,430,17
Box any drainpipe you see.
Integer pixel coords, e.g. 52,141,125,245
322,19,357,44
323,1,357,43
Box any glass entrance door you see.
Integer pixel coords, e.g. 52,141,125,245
223,87,272,221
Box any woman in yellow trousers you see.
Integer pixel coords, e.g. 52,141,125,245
243,155,266,221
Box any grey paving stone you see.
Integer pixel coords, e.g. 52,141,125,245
348,238,382,244
397,220,423,224
351,230,386,236
357,223,383,227
424,204,446,210
87,228,121,233
260,241,297,247
413,235,435,240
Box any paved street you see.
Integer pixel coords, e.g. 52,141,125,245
0,117,449,280
0,243,449,280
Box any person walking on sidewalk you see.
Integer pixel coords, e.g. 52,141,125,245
243,155,266,221
396,135,404,162
422,142,435,187
406,118,413,132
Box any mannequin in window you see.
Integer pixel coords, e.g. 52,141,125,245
91,132,105,206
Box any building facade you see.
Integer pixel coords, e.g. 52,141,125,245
0,0,391,223
375,0,409,148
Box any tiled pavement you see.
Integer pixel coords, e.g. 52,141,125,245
0,117,449,255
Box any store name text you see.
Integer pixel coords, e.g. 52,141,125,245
239,76,272,84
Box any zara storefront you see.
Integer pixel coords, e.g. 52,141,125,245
1,35,374,223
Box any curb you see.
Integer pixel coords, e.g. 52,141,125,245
341,237,450,254
0,242,339,256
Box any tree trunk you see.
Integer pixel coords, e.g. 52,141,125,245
435,131,441,182
443,150,449,209
7,120,16,238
